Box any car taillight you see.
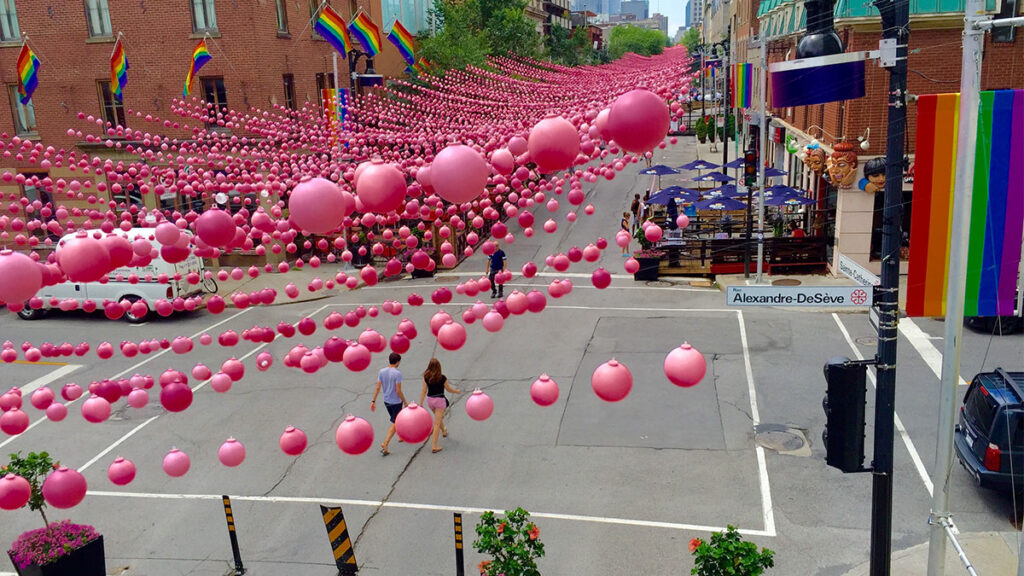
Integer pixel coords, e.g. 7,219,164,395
166,286,173,298
984,442,1001,471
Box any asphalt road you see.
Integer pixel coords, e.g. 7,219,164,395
1,141,1021,575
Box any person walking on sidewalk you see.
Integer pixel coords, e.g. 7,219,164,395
487,242,507,299
419,358,461,453
371,352,406,456
621,212,631,255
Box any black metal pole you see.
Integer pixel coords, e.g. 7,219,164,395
453,513,465,576
745,184,753,278
722,28,731,176
700,48,706,119
222,495,246,575
869,1,908,574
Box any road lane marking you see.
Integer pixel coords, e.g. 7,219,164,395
77,416,159,473
18,364,81,395
738,310,777,537
85,490,775,537
898,318,968,387
362,280,716,293
11,360,68,366
832,313,935,497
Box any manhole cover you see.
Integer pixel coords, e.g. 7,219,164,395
645,280,673,287
754,424,811,456
856,336,878,346
772,278,802,286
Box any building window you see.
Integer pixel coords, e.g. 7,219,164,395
97,81,127,128
315,72,335,108
276,0,289,33
84,0,112,38
0,0,18,41
282,74,296,110
8,85,36,136
191,0,218,33
201,77,228,127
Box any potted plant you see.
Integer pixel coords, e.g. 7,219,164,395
695,117,707,143
3,452,105,576
632,248,665,281
689,525,774,576
473,507,544,576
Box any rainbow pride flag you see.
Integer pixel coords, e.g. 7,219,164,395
183,40,212,98
348,11,382,57
387,19,415,65
314,5,352,56
110,38,129,101
731,63,752,109
906,90,1024,317
16,44,41,105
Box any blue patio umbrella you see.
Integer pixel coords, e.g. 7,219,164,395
723,158,747,169
765,193,816,207
694,171,735,183
648,186,699,204
678,159,721,171
760,185,801,197
639,164,681,176
762,167,789,178
695,196,747,211
703,184,744,198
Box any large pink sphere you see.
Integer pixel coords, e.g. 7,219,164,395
279,426,308,455
289,177,354,234
195,209,236,247
431,145,489,204
41,466,87,509
107,456,136,486
162,448,191,477
437,321,467,351
58,234,111,283
663,342,706,387
528,116,580,174
160,381,193,412
482,311,504,332
0,250,42,303
395,403,433,443
644,225,663,243
0,473,31,510
530,374,559,406
342,343,371,372
356,161,406,214
45,402,67,422
465,390,494,421
591,358,633,402
218,437,246,467
335,415,374,455
81,396,111,423
490,149,514,175
606,89,671,153
0,407,28,436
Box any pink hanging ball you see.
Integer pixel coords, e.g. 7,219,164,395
591,358,633,402
0,250,43,304
0,473,31,510
81,395,111,423
395,403,433,444
482,311,504,332
606,89,671,154
528,116,580,174
218,437,246,467
0,408,28,435
676,214,690,229
195,209,236,247
58,234,111,283
289,177,353,234
127,388,149,408
335,414,374,455
431,145,489,204
162,448,191,477
624,257,640,274
160,381,193,412
465,389,494,421
342,343,372,372
663,342,707,388
356,161,406,214
490,149,514,175
645,225,663,243
41,466,87,509
437,321,467,351
30,387,55,410
530,374,559,406
107,456,136,486
45,402,67,422
591,268,612,289
279,426,308,455
210,372,233,393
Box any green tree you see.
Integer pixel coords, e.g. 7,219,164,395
681,27,701,53
485,2,540,59
418,0,541,73
608,25,669,60
546,24,595,66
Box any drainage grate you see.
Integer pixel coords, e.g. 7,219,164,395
856,336,878,346
754,424,811,457
645,280,673,287
771,278,802,286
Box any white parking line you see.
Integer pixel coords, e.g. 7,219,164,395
18,364,82,394
832,313,935,497
362,281,716,293
85,490,775,537
898,317,968,386
737,311,776,537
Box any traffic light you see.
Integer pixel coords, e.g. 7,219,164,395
822,357,867,473
744,149,757,187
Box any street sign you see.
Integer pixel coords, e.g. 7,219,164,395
727,285,873,307
837,253,881,287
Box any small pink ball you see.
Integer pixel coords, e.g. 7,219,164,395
591,358,633,402
279,426,308,455
530,374,559,406
465,390,494,421
218,437,246,467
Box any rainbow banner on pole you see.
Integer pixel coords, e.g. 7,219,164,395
110,38,129,101
731,63,752,109
314,5,353,56
906,90,1024,317
16,44,41,105
387,19,415,66
183,40,212,97
348,10,382,57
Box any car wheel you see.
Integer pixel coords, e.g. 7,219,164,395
17,306,46,321
120,296,147,324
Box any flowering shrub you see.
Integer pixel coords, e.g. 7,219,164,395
689,525,774,576
633,248,666,259
7,520,98,569
3,451,55,527
473,508,544,576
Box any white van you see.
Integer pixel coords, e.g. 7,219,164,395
19,227,210,323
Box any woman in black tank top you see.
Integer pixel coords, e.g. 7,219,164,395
419,358,461,453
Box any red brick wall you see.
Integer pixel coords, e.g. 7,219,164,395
0,0,404,155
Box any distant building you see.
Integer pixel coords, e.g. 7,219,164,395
528,0,573,35
620,0,648,20
572,0,621,15
674,27,687,43
686,0,703,28
609,13,637,23
650,12,669,36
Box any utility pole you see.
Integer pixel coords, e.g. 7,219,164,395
755,34,768,283
869,0,909,574
722,24,731,175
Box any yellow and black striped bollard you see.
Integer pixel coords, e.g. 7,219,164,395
222,495,245,575
454,512,465,576
321,505,358,574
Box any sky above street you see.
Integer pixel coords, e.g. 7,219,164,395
651,0,686,38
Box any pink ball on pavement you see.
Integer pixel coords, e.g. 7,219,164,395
664,342,707,387
592,358,633,402
395,403,433,443
335,415,374,455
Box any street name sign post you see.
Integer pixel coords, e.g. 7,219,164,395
838,253,881,287
727,285,873,307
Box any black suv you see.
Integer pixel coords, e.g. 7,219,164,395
954,369,1024,493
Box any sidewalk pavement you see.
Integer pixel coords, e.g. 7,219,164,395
842,531,1020,575
208,262,355,307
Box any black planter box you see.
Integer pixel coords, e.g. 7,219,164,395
633,257,661,281
9,535,105,576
